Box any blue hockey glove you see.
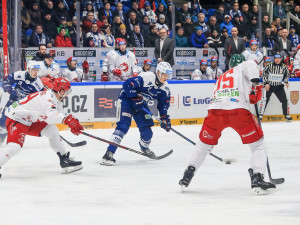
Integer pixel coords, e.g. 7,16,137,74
131,95,146,112
160,115,171,132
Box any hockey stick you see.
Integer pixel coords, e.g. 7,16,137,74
254,104,285,185
81,132,173,160
213,46,220,79
59,135,87,147
142,107,237,164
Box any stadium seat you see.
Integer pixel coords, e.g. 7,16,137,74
208,8,216,17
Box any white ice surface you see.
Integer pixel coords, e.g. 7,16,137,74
0,122,300,225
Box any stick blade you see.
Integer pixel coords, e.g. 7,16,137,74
270,177,285,185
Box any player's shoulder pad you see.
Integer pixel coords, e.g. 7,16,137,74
53,61,60,68
139,71,156,84
13,71,26,81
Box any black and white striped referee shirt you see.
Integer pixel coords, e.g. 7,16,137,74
263,63,289,86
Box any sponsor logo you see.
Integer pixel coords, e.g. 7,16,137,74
203,130,213,139
183,96,211,106
176,61,195,66
63,95,88,114
56,51,65,56
208,50,217,56
203,50,208,57
176,50,196,57
242,130,255,138
179,120,198,125
99,98,113,109
290,91,299,105
176,69,194,76
135,50,148,57
267,116,284,121
82,124,94,129
230,98,239,102
55,60,67,68
267,50,273,56
183,96,191,106
24,50,38,57
49,50,56,57
73,50,96,57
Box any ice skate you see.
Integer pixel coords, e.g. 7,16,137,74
284,115,292,122
142,148,156,159
179,166,196,190
100,150,116,166
248,168,276,195
57,152,83,174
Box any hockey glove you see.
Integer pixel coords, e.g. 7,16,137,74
160,115,171,132
82,60,89,73
101,72,109,81
112,69,122,76
294,69,300,78
131,95,146,112
249,85,263,104
64,115,84,136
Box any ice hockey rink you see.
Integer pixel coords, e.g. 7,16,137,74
0,121,299,225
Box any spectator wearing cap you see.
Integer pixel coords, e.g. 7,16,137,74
100,25,115,48
83,1,98,20
220,27,229,46
176,27,189,47
29,24,52,47
190,27,209,48
55,0,70,22
246,16,258,40
284,0,295,13
42,12,57,41
206,16,221,37
193,13,209,35
288,26,300,47
42,1,58,25
115,24,130,44
83,11,105,34
141,2,157,24
224,27,245,70
57,17,71,37
229,2,243,23
113,2,127,24
140,16,151,36
273,0,286,27
129,24,145,47
98,2,113,25
154,28,174,66
271,17,282,35
145,24,159,47
262,27,276,48
86,23,103,47
272,28,292,55
178,3,192,25
21,0,31,31
155,3,168,23
241,3,253,25
182,16,194,38
213,4,226,25
207,29,223,48
220,15,233,36
156,14,169,31
232,14,246,39
125,11,140,35
127,1,143,22
29,2,42,30
54,28,73,47
112,16,123,36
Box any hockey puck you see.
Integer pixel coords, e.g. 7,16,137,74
225,162,231,164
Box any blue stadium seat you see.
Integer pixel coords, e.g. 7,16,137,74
208,8,216,17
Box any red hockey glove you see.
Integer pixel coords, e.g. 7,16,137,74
101,72,109,81
112,69,122,76
89,40,95,47
288,65,293,74
132,72,138,77
82,60,89,73
160,115,171,132
249,85,263,104
46,75,55,82
294,69,300,78
64,114,84,136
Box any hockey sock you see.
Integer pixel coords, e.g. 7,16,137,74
249,138,267,174
139,127,153,151
107,130,126,153
0,142,21,167
187,140,214,170
41,125,67,155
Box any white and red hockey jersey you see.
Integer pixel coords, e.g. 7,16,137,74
293,50,300,71
191,69,213,80
206,67,223,79
103,49,118,73
37,61,60,78
5,90,66,126
208,60,260,111
242,49,263,70
108,50,137,81
61,68,89,82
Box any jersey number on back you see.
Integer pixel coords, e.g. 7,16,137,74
215,68,234,91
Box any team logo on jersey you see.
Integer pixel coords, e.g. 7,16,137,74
118,62,129,72
290,91,299,105
203,130,213,139
18,133,26,144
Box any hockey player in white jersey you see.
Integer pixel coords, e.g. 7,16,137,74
206,56,222,79
61,57,89,82
179,56,276,194
136,59,152,74
107,39,138,81
36,54,60,79
293,44,300,78
242,40,263,68
191,60,212,80
0,78,84,178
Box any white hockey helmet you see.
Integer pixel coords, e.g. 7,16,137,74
156,62,173,79
27,60,41,71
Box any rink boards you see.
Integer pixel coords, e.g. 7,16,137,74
55,79,300,130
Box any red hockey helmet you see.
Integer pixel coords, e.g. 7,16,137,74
249,39,258,45
115,38,123,45
264,56,271,62
119,38,126,45
200,59,208,65
284,57,290,65
297,44,300,52
211,56,218,62
53,78,71,97
144,59,153,66
41,77,54,90
66,57,77,65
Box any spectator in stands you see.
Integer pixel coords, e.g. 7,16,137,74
241,3,253,25
167,3,178,28
154,28,174,66
291,5,300,34
251,4,259,18
176,27,189,47
141,1,157,24
223,0,234,13
284,0,295,13
115,24,130,44
229,2,243,22
100,15,111,27
207,29,223,48
21,0,30,31
262,27,275,48
125,11,140,35
220,27,229,46
178,3,192,25
272,28,292,55
42,12,57,41
271,17,283,35
69,17,87,47
213,4,226,25
29,24,52,47
141,16,151,36
113,2,126,24
232,14,246,38
100,25,115,47
154,0,168,9
86,23,102,47
112,16,123,36
129,24,145,47
288,25,300,47
83,12,104,33
190,27,208,48
220,15,233,36
206,16,221,36
262,14,272,32
29,2,42,30
55,0,70,22
68,1,78,20
182,16,194,38
246,16,259,40
57,17,71,37
193,13,208,34
224,27,245,70
98,2,113,25
82,1,99,20
54,28,73,47
273,0,286,27
156,14,169,31
32,44,47,61
42,0,58,25
127,1,143,22
145,24,159,47
155,3,168,24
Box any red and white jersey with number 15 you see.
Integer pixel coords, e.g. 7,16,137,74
208,60,259,111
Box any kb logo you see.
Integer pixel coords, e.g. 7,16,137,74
183,96,191,106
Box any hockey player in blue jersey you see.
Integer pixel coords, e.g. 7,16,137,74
0,61,44,143
101,62,173,166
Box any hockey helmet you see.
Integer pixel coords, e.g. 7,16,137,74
27,60,41,71
144,59,152,66
249,39,258,45
200,59,208,65
115,38,123,45
274,54,282,58
156,62,173,79
41,77,54,90
264,56,271,62
229,54,246,68
66,57,77,65
119,39,126,45
297,44,300,52
53,78,71,98
211,56,218,62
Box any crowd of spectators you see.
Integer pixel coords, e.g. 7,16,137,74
0,0,296,49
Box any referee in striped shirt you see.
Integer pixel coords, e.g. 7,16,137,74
262,54,292,121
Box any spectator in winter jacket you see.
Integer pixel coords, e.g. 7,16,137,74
82,1,98,20
21,0,31,31
140,16,151,36
207,29,223,48
100,25,115,48
262,14,272,33
42,12,57,41
29,2,42,30
42,0,58,25
113,2,127,24
112,16,123,37
273,0,286,26
284,0,295,13
141,1,157,24
288,26,300,47
32,44,47,61
127,1,143,22
176,27,189,47
29,24,52,47
54,28,73,47
125,11,141,35
178,3,192,25
241,3,253,25
271,17,283,35
86,23,103,47
220,15,233,36
145,24,159,47
55,0,70,22
190,27,208,48
115,24,130,44
229,2,243,22
247,16,259,39
193,13,209,34
213,4,226,25
220,27,229,46
155,3,168,24
156,14,169,31
182,16,194,38
129,24,145,47
82,12,105,33
251,4,259,18
262,27,276,48
223,0,234,14
57,17,71,37
232,15,246,39
98,2,113,25
206,16,221,36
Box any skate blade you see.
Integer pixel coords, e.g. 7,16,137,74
251,187,276,195
61,165,83,174
180,185,186,192
100,159,115,166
